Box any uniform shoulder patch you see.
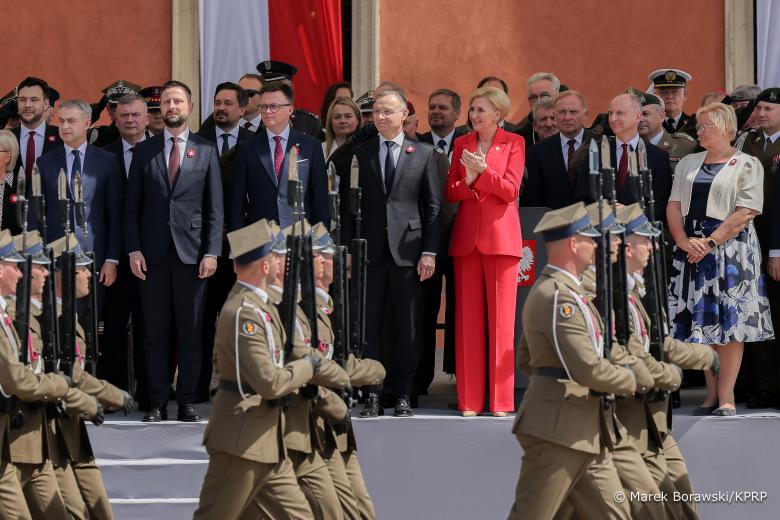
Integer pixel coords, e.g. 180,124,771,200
672,132,695,142
558,303,576,319
242,320,260,335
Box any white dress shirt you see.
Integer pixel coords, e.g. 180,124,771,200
122,137,144,175
19,121,46,169
240,115,262,132
216,125,239,156
267,126,291,173
378,131,404,181
163,128,189,166
559,128,585,170
615,134,641,165
64,141,89,187
430,129,455,151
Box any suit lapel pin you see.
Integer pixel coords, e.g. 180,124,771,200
186,149,196,158
48,135,56,142
728,158,737,166
495,146,500,151
405,145,415,154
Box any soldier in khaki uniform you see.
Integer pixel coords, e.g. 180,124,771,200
264,222,351,520
0,229,98,520
195,219,318,520
47,234,133,520
309,224,384,520
509,203,650,520
635,90,698,177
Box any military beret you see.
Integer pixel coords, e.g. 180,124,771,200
625,87,661,107
0,230,24,263
228,219,275,265
13,231,50,265
728,84,761,102
256,60,298,82
140,86,162,110
616,204,660,237
757,88,780,105
648,69,692,88
534,202,601,242
586,202,625,234
47,234,92,266
102,80,142,103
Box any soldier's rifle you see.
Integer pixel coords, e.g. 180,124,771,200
58,169,76,379
348,157,367,358
73,172,100,375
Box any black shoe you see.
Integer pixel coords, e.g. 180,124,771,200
143,406,167,422
177,404,201,422
747,391,772,409
394,395,414,417
359,394,383,418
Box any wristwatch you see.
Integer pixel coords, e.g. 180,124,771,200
706,237,718,249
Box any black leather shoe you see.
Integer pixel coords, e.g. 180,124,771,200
359,394,383,418
394,395,414,417
177,404,201,422
143,406,167,422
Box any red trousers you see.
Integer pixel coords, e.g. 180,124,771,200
453,250,519,412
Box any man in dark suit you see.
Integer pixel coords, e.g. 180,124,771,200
36,99,124,309
522,90,591,209
4,77,62,234
575,93,672,220
197,82,253,401
341,89,441,417
511,72,561,146
228,81,328,231
101,93,151,404
416,88,465,397
125,80,223,422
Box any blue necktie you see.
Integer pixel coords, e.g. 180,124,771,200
384,141,396,195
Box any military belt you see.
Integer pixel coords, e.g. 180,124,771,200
531,367,569,379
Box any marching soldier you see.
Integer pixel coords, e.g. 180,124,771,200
195,219,318,519
47,234,133,520
309,223,384,520
265,221,350,520
509,203,646,520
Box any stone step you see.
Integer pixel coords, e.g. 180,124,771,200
98,458,207,500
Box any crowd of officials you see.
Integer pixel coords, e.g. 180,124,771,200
1,58,780,517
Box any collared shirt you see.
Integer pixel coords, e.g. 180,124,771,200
163,128,189,167
378,131,404,180
0,295,6,312
559,128,585,170
547,264,581,287
763,129,780,148
668,113,682,129
122,137,144,175
216,125,240,156
267,126,291,172
268,284,283,297
615,134,641,166
240,115,262,133
430,129,455,152
237,281,269,304
315,287,330,305
64,141,89,187
20,121,47,170
649,130,664,146
30,298,42,310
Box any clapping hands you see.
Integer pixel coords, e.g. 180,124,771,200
461,147,487,185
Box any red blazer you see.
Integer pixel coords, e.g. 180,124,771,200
446,127,524,258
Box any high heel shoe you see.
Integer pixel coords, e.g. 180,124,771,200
461,410,477,417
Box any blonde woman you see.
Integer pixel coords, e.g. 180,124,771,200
322,97,361,160
667,102,774,416
0,129,19,227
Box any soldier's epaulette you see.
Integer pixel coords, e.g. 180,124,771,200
296,109,319,120
671,132,695,142
240,297,261,311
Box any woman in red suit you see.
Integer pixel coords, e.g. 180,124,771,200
446,86,524,417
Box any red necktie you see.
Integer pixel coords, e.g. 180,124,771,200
25,131,36,181
273,135,284,179
617,143,628,191
243,121,253,131
168,137,180,186
566,139,577,187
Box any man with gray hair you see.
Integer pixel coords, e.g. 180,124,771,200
636,91,696,174
531,97,558,140
35,99,124,306
515,72,562,146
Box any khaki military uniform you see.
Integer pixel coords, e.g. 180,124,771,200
312,289,384,520
509,266,637,519
265,286,349,520
195,283,315,520
652,129,697,176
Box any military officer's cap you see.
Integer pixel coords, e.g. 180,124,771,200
48,234,92,267
626,87,661,107
13,231,50,265
648,69,692,88
586,202,625,234
102,80,142,104
0,230,24,263
228,219,275,265
616,204,660,238
757,88,780,105
356,92,374,114
0,89,17,119
267,221,287,254
310,223,335,254
256,60,298,82
534,202,601,242
140,86,162,110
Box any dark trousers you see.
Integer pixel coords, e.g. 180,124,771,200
140,245,207,407
198,254,235,400
365,253,419,397
99,259,147,406
415,254,455,397
743,274,780,397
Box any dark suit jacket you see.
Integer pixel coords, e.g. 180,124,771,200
227,128,328,231
341,136,442,266
125,132,223,265
2,125,62,234
522,130,591,209
418,127,469,155
574,136,672,222
35,144,125,267
196,125,254,149
742,132,780,246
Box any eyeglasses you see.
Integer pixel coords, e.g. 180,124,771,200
528,92,552,104
695,123,718,132
244,89,260,97
258,103,292,113
371,108,405,118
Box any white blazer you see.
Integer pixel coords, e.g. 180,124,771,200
669,150,764,219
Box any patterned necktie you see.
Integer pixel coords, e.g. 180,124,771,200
566,139,577,187
273,135,284,179
617,143,629,191
168,137,180,186
384,141,396,194
221,133,230,156
25,131,36,181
